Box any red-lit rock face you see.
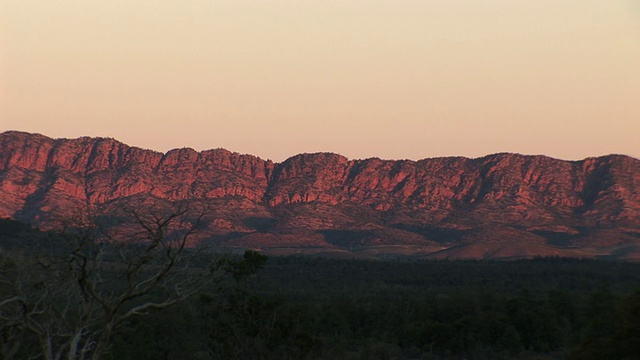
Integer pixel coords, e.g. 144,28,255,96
1,131,639,258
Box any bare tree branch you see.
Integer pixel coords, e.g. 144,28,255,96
0,201,219,360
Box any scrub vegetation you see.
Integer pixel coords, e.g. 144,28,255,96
1,218,639,359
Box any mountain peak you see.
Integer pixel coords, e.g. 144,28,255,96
1,131,639,259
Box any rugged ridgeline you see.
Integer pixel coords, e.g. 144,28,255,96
1,131,639,259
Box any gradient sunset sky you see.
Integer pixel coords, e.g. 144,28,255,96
1,0,639,161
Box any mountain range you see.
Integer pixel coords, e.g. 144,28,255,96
1,131,639,259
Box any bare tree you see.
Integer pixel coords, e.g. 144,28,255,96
0,202,220,360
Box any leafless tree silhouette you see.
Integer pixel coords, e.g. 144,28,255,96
0,202,221,360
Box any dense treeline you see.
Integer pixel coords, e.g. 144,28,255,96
1,218,640,359
108,256,640,359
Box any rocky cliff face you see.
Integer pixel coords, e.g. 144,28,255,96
1,131,639,259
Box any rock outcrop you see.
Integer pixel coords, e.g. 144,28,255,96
1,131,639,259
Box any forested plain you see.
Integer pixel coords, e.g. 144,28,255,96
1,218,640,359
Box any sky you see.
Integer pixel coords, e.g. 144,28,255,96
1,0,639,162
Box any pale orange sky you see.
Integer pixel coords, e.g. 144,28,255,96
1,0,639,161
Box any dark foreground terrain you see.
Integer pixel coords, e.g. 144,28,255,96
1,219,639,359
112,257,640,360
